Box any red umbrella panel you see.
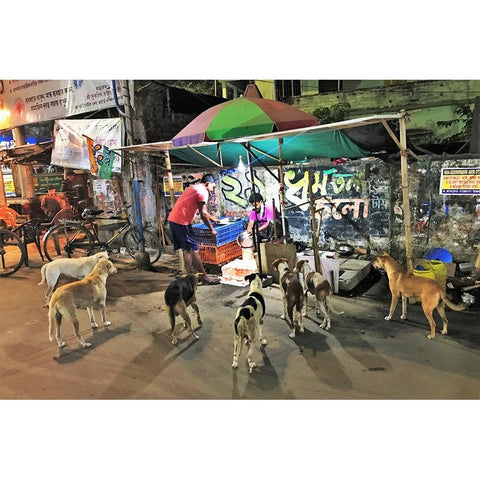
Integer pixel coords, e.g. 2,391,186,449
172,97,320,147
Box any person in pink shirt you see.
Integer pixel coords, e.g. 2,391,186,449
246,193,276,239
167,174,221,284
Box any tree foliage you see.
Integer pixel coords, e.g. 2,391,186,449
162,80,217,96
312,103,351,123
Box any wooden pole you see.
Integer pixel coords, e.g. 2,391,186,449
164,149,184,273
247,143,262,273
278,138,287,242
307,171,321,273
164,150,176,210
272,198,277,240
400,112,414,273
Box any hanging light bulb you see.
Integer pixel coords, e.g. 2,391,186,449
237,155,245,172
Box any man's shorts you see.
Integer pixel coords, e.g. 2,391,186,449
168,221,199,251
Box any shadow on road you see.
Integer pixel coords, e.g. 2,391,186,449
53,323,132,364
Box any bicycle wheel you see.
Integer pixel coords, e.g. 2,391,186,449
43,222,95,261
0,229,26,277
123,226,161,264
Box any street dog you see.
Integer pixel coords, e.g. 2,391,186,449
232,273,268,373
373,252,467,339
48,259,117,348
294,259,344,330
39,251,109,306
272,258,305,338
164,273,202,345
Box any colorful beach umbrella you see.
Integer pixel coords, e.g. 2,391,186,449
172,96,320,147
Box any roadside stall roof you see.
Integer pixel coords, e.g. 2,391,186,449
115,114,405,168
0,141,53,164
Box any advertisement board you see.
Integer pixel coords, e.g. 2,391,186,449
439,167,480,195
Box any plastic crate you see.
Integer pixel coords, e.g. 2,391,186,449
198,240,242,265
192,219,244,246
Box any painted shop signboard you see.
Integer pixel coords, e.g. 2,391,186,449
217,160,389,246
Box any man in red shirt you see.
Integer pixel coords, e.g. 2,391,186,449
168,174,221,284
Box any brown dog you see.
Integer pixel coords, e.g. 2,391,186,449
272,257,305,338
294,259,344,330
48,259,117,348
372,253,466,339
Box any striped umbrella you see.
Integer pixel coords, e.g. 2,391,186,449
172,96,320,147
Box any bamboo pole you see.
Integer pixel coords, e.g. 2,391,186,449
278,138,287,241
164,150,176,210
307,171,321,273
247,143,262,273
400,113,414,273
164,149,185,273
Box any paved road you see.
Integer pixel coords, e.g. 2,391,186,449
0,247,479,400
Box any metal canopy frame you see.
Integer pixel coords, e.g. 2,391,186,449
116,111,415,271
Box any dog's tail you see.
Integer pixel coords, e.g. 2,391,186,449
443,296,468,312
326,296,344,315
38,263,47,286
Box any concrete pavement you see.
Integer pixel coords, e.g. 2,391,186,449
0,243,479,399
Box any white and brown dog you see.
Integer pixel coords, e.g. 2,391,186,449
294,259,344,330
39,251,109,306
164,273,202,345
232,273,268,373
48,259,117,349
272,258,305,338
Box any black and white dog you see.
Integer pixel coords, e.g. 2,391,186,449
164,274,202,345
232,273,268,373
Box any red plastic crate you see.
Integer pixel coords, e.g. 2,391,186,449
198,240,242,265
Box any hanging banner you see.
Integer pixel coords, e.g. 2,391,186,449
84,136,118,179
440,167,480,195
50,118,122,172
0,80,124,130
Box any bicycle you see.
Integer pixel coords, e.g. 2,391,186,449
0,228,27,277
42,205,162,264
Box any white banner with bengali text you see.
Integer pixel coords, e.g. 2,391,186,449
0,80,125,130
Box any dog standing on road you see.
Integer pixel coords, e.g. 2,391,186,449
294,259,344,330
373,252,467,339
272,258,305,338
164,274,202,345
39,251,109,306
232,273,268,373
48,259,117,348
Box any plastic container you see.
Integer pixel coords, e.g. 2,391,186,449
198,240,242,264
423,260,447,290
413,264,436,281
414,260,446,290
423,247,453,263
193,219,244,246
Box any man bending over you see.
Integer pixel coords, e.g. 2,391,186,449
167,174,221,284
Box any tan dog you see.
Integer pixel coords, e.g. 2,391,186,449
39,251,109,306
232,273,268,373
294,259,344,330
372,253,466,339
48,259,117,348
272,258,305,338
164,273,202,345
